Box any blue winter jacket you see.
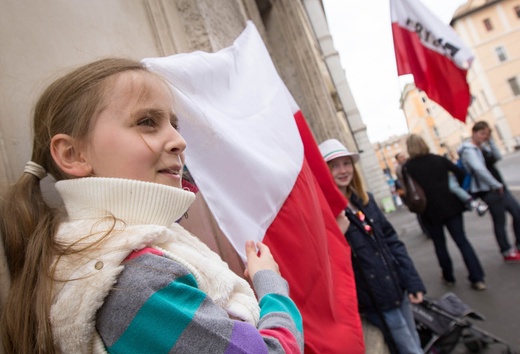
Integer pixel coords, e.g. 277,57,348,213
345,193,426,313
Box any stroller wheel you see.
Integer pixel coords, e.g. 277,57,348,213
504,349,519,354
463,328,488,352
464,337,487,352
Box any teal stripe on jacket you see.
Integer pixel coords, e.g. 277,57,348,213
108,274,204,354
259,294,303,333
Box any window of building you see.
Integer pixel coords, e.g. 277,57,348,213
515,6,520,18
495,46,507,62
508,77,520,96
483,18,493,31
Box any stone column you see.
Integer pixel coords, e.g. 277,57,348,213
255,0,352,145
302,0,393,206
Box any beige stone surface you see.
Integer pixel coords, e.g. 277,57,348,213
363,319,391,354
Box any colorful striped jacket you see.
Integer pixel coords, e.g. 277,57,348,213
97,248,303,353
51,177,303,353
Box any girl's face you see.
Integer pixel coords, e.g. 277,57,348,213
80,72,186,188
328,156,354,190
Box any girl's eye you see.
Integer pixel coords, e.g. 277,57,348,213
170,115,179,131
137,117,156,127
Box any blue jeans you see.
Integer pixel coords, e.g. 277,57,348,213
481,189,520,254
426,213,484,283
366,295,423,354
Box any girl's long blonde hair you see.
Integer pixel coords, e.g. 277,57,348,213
0,58,149,353
348,161,369,206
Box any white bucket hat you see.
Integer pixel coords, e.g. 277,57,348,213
318,139,360,163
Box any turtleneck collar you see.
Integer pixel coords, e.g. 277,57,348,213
55,177,196,227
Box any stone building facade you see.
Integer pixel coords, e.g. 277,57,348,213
0,0,391,205
451,0,520,151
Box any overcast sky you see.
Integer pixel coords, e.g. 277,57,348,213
322,0,468,143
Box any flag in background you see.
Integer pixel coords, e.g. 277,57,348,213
144,21,364,353
390,0,474,122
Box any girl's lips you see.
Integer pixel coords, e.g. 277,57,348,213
158,165,182,175
159,169,179,175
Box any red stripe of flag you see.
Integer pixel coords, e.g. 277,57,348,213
390,0,473,122
263,111,364,354
392,23,470,121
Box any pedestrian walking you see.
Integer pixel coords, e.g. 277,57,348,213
459,120,520,263
404,134,486,291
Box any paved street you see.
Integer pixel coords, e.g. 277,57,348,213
386,150,520,353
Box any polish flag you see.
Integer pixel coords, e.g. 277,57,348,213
390,0,473,122
144,21,364,354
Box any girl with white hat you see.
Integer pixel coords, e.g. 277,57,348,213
319,138,425,354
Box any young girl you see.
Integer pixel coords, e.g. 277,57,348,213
319,139,425,354
0,58,303,353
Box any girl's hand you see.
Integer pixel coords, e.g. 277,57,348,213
244,241,280,280
408,292,424,304
336,210,350,234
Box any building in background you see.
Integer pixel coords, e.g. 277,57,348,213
304,0,392,207
401,83,466,160
451,0,520,151
393,0,520,163
373,135,408,178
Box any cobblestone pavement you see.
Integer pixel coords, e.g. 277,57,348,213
386,150,520,353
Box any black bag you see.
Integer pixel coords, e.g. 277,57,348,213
402,166,427,214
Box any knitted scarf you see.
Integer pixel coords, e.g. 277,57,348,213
50,177,260,353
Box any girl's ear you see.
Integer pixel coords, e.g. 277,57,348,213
50,134,92,177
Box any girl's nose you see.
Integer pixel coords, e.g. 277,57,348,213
165,126,186,155
338,164,349,173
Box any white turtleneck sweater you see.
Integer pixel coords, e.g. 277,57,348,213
50,177,303,354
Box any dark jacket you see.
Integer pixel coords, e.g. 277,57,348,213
404,154,465,225
345,193,426,313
